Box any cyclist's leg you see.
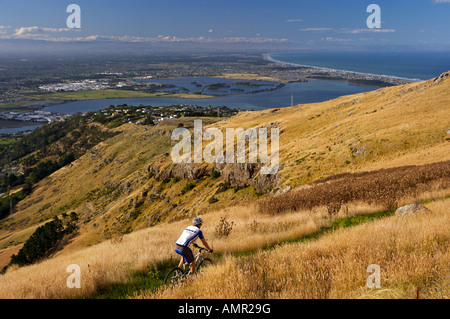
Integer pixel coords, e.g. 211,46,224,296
175,247,189,267
190,259,196,274
178,256,184,268
175,244,194,271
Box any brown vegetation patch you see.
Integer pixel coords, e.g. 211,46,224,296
258,161,450,215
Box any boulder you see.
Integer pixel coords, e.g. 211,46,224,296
395,204,431,217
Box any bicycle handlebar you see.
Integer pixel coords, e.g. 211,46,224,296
193,243,213,253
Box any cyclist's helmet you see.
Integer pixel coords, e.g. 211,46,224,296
193,217,203,226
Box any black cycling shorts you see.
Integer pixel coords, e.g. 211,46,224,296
175,243,194,263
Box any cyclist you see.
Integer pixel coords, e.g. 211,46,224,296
174,217,213,275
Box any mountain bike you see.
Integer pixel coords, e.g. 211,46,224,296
164,244,213,286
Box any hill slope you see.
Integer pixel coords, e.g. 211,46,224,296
0,71,449,261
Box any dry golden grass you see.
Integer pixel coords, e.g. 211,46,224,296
0,245,22,269
148,198,450,299
1,188,448,299
0,202,327,298
0,195,387,298
0,218,179,298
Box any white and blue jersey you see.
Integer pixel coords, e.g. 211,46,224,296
176,225,204,247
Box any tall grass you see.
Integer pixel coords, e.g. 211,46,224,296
1,161,448,299
149,198,450,299
0,203,329,298
0,200,386,298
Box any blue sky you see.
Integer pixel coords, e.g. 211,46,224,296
0,0,449,50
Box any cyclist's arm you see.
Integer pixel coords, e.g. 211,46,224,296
200,238,213,252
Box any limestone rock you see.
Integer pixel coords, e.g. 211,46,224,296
395,204,431,217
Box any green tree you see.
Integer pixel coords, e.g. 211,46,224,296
9,214,78,267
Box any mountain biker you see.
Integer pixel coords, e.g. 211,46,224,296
174,217,213,275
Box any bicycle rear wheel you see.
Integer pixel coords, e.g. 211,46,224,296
164,267,185,286
196,258,212,274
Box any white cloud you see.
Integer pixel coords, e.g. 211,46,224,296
300,28,333,32
320,37,353,42
339,28,396,34
287,19,302,22
14,26,72,35
0,25,11,35
0,25,291,44
7,26,79,40
208,29,213,33
299,27,396,34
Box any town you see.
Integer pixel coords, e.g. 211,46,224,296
38,79,111,92
83,104,241,127
0,110,69,123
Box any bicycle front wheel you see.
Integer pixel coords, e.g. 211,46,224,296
164,267,185,286
196,258,212,274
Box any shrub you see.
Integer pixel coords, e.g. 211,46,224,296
10,218,63,266
215,217,235,237
181,182,196,195
211,170,220,179
9,213,79,267
208,196,219,204
215,182,232,194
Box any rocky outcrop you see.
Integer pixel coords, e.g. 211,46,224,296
214,162,281,193
395,204,431,217
433,71,450,84
147,162,280,193
153,163,212,181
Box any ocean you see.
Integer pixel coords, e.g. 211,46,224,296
269,51,450,81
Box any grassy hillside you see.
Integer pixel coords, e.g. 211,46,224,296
0,181,447,298
150,197,449,299
0,71,449,279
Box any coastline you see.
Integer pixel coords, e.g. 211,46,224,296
263,53,422,82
